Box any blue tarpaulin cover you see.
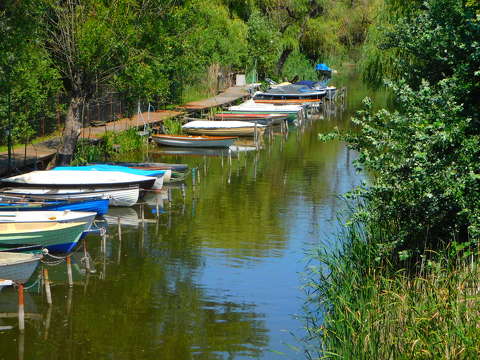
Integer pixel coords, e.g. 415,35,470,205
315,63,331,72
295,80,317,87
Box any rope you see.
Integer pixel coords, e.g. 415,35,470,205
13,274,42,290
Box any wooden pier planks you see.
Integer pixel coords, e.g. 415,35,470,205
179,86,251,111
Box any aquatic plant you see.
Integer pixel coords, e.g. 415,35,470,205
162,118,183,135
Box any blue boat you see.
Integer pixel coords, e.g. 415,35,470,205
0,198,109,215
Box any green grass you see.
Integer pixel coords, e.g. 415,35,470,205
305,215,480,359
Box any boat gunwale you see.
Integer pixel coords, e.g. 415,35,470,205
151,134,238,141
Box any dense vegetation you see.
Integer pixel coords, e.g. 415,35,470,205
308,0,480,358
0,0,374,163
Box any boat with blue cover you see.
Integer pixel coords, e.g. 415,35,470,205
53,165,167,188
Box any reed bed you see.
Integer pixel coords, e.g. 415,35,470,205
305,226,480,359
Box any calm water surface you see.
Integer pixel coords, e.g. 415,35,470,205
0,74,386,359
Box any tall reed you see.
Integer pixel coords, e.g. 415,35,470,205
304,212,480,359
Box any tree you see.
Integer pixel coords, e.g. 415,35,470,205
41,0,147,164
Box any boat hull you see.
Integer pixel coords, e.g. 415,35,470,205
0,253,42,284
152,135,237,148
0,211,96,228
0,222,88,253
0,187,139,207
183,127,265,137
0,196,110,214
1,170,156,190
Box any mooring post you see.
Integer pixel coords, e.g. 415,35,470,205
192,167,196,186
43,268,52,305
18,284,25,333
117,217,122,242
43,305,52,340
18,332,24,360
83,240,91,273
66,256,73,287
101,228,107,254
141,203,145,225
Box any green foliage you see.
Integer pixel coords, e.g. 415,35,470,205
246,10,281,79
331,80,480,258
1,0,379,155
314,1,480,358
162,119,183,135
72,127,145,165
281,51,318,81
71,139,106,165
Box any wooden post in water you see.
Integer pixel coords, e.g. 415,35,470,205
66,287,73,317
101,229,107,255
141,203,145,225
66,256,73,287
192,167,196,186
117,217,122,241
43,304,52,340
18,284,25,333
18,332,24,360
83,240,91,273
43,268,52,305
117,216,122,264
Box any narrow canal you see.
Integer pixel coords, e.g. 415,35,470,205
0,73,386,359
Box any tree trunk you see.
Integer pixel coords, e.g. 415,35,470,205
57,96,84,165
276,48,293,77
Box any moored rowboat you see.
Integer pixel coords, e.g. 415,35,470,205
0,211,96,229
0,196,109,214
182,121,266,137
0,222,88,253
0,252,42,287
0,193,111,215
214,112,288,122
151,134,237,148
1,170,156,190
53,165,168,188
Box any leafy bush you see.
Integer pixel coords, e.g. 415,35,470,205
324,79,480,257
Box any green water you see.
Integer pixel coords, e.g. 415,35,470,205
0,73,387,359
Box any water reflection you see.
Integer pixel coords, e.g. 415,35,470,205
0,73,387,359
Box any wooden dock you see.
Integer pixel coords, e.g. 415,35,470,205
80,109,182,139
179,85,254,112
0,84,255,177
0,109,183,176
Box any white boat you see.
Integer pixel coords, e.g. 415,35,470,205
151,134,237,148
0,252,42,287
0,187,140,207
229,100,305,114
0,211,96,229
1,170,156,189
182,121,266,137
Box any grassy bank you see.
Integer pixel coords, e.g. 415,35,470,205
305,216,480,359
72,127,147,165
